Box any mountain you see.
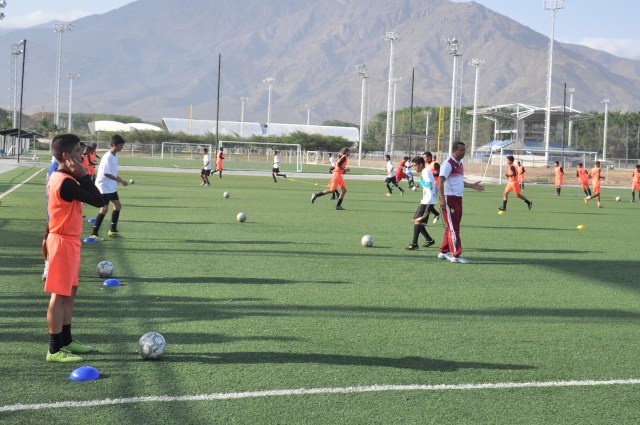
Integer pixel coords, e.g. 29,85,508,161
2,0,639,125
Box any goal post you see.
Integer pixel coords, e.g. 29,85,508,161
160,142,213,160
219,140,303,172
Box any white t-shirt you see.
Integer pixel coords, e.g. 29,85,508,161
95,150,119,194
386,160,395,178
439,156,465,197
273,155,280,168
203,154,211,170
330,156,337,167
419,169,436,205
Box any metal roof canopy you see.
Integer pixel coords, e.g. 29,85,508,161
0,128,45,138
470,103,592,124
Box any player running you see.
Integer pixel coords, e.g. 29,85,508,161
498,156,532,212
311,147,350,210
576,163,591,202
631,164,640,203
586,161,605,208
384,155,405,195
403,156,436,250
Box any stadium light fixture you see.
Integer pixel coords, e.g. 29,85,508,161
543,0,565,163
356,64,368,166
445,37,462,156
240,97,249,139
567,88,575,147
601,98,609,161
382,32,399,155
0,0,6,20
305,104,314,132
263,77,275,137
53,22,73,130
469,58,485,156
67,73,80,132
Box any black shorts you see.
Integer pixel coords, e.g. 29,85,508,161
201,169,211,176
413,203,429,221
101,191,119,206
385,177,397,184
272,167,280,173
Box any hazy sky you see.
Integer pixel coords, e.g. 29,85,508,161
3,0,639,59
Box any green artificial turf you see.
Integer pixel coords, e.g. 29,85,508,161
0,166,638,424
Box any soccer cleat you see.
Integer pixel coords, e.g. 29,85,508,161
449,256,470,264
200,182,206,186
335,205,345,210
498,207,506,212
63,340,93,354
432,215,440,224
386,193,392,197
107,231,120,238
437,252,451,260
282,175,287,179
584,197,588,204
46,350,82,363
206,182,211,186
311,193,317,204
403,244,419,251
89,234,103,241
400,190,404,196
422,240,436,248
527,201,533,210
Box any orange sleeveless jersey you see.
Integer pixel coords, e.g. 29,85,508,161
47,172,83,237
328,154,348,190
428,162,439,177
590,167,601,188
633,170,640,184
517,165,525,182
507,165,518,182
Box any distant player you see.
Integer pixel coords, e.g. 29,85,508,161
211,147,224,178
422,151,441,223
631,164,640,203
517,161,525,190
396,156,415,189
200,148,211,186
576,162,591,201
554,161,564,196
91,135,129,239
272,151,287,183
327,153,339,199
384,154,404,195
404,156,436,250
311,147,350,210
498,155,532,212
586,160,605,208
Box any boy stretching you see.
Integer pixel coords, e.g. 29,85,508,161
45,134,104,362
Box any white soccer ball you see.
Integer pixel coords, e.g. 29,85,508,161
223,191,230,198
96,260,114,278
236,212,247,223
138,332,166,360
615,196,621,202
129,179,135,184
361,235,374,247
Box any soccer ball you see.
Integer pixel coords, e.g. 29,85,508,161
615,196,621,202
129,179,135,184
138,332,166,360
361,235,374,247
223,191,230,198
96,261,114,278
236,212,247,223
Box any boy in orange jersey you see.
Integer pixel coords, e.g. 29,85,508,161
311,147,350,210
516,161,525,190
631,164,640,203
211,147,224,178
586,161,605,208
45,134,104,362
576,162,591,201
554,161,564,196
498,156,532,212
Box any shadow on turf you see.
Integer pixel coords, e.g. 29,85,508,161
114,276,348,285
162,351,535,372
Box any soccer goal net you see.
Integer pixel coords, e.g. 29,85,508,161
219,141,303,172
160,142,213,160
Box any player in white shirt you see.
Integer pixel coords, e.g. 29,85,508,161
383,154,404,195
404,156,436,250
200,148,211,186
272,151,287,182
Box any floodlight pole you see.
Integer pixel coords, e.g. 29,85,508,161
446,37,462,156
53,23,72,130
263,77,275,136
11,43,24,127
382,32,399,155
67,73,79,132
16,40,26,164
424,111,431,152
391,77,402,155
356,64,368,166
602,98,609,161
567,88,575,147
543,0,564,163
305,104,314,133
240,97,249,139
470,58,484,157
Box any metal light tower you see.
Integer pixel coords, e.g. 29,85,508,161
356,64,368,166
567,88,575,147
305,104,314,132
602,98,610,161
445,37,462,156
391,77,402,154
263,77,275,136
424,111,431,152
53,22,72,129
240,97,249,139
67,73,79,132
0,0,6,20
10,43,24,127
382,32,399,154
543,0,564,163
469,58,485,157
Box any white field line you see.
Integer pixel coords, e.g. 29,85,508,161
2,378,639,413
0,168,44,200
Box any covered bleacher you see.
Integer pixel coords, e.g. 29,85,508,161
0,128,45,157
